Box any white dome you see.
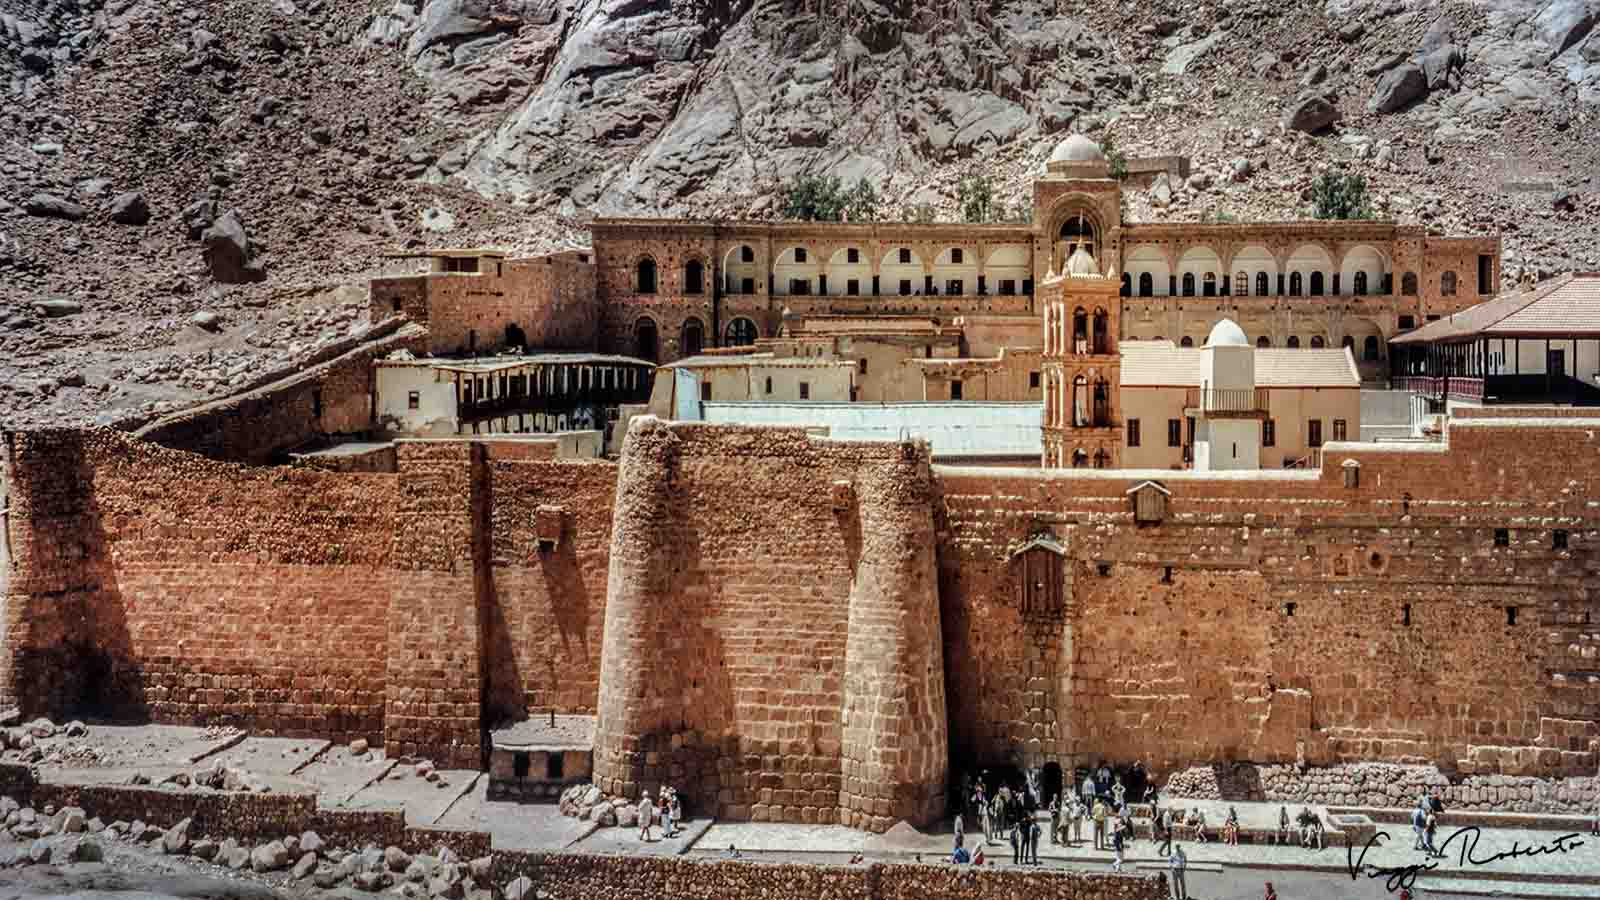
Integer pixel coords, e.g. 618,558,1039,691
1205,319,1249,348
1065,245,1099,277
1049,134,1105,163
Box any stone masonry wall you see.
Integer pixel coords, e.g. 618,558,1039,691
593,419,949,830
370,253,599,356
0,430,395,744
937,420,1600,782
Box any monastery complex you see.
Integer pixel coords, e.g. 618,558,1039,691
2,136,1597,838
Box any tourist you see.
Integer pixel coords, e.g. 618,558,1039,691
952,833,970,865
1296,808,1322,850
1111,816,1125,872
954,810,963,841
1168,842,1188,900
638,790,654,842
1423,813,1439,858
726,843,741,859
1158,806,1174,855
1081,771,1097,807
1093,798,1108,849
975,784,990,843
1148,800,1161,842
1188,807,1208,843
1429,788,1445,817
1069,796,1083,844
1029,816,1041,864
668,790,682,837
1049,794,1060,845
1411,800,1427,850
1590,798,1599,836
1276,806,1291,845
972,843,986,866
659,793,673,837
992,793,1007,844
1112,776,1127,812
1010,816,1023,865
1264,882,1278,900
1223,806,1239,845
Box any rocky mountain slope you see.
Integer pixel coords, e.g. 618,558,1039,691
1,0,1597,428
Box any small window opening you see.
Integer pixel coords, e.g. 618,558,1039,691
1505,606,1517,626
765,376,773,395
799,382,810,400
1161,566,1173,584
391,297,401,313
1402,604,1411,626
1553,529,1569,550
546,753,564,780
950,380,963,400
407,390,420,410
858,359,868,375
1097,563,1112,577
847,248,860,264
513,752,530,779
1284,602,1296,617
312,389,323,418
1494,528,1509,547
1030,371,1040,389
700,382,712,402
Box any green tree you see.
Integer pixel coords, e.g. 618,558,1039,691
779,174,848,221
912,202,937,223
844,177,880,222
957,175,995,223
1101,133,1128,180
1311,172,1372,220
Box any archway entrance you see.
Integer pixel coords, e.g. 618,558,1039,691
1041,762,1064,807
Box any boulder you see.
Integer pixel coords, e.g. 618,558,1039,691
1162,32,1223,75
182,200,219,239
202,210,267,284
283,836,300,857
355,871,392,892
108,192,150,226
313,869,346,889
53,807,85,833
24,719,56,738
1368,64,1428,114
23,194,85,220
1231,158,1253,182
1283,92,1341,133
467,856,493,886
405,858,434,882
1338,22,1365,43
300,831,325,854
385,846,412,872
192,839,219,860
64,721,88,738
66,838,103,862
429,875,465,899
350,738,370,755
1421,44,1462,90
163,818,191,854
292,851,319,879
251,840,289,872
86,818,105,833
28,841,51,864
503,877,534,900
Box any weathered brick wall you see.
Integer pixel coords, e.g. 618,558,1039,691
938,420,1599,781
135,322,425,465
2,429,395,742
385,441,490,769
1164,761,1600,815
483,458,617,722
594,420,949,829
373,254,599,356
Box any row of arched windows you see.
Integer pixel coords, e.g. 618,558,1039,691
1158,333,1382,360
630,315,759,362
635,258,706,295
1119,270,1425,298
1070,448,1112,468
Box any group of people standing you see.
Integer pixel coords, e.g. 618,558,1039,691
635,786,683,842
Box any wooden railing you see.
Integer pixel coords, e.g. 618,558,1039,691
1184,387,1269,413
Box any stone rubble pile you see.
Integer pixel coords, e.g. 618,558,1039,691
0,794,514,898
557,783,638,828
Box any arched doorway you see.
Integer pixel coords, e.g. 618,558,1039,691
682,317,705,356
1310,335,1326,348
1041,762,1064,806
634,316,658,362
504,323,527,349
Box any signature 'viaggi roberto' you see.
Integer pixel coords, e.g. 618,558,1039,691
1347,827,1586,892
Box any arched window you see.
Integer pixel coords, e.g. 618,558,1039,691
634,316,658,362
1289,272,1303,296
1092,378,1110,426
1138,273,1153,297
1072,448,1089,468
1072,376,1088,427
1255,272,1269,297
1072,308,1088,354
1310,335,1326,348
1180,336,1195,348
505,323,527,349
1203,272,1217,297
1287,335,1300,348
1093,449,1110,469
1182,273,1195,296
1309,271,1325,296
1235,271,1249,296
1341,335,1355,351
1120,273,1131,297
1353,271,1368,296
1363,335,1380,361
1061,216,1096,258
1092,309,1110,355
684,259,704,295
682,318,705,356
1256,336,1271,348
636,258,657,294
1402,272,1418,296
1441,271,1457,296
725,317,758,346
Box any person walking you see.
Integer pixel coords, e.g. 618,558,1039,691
1081,771,1097,807
1423,813,1439,858
1069,796,1083,844
1158,806,1173,856
1411,801,1427,850
669,791,682,837
1168,842,1188,900
1050,795,1061,845
1010,817,1023,865
637,790,654,842
976,785,991,844
1111,816,1125,872
1029,816,1042,864
1224,806,1240,845
1264,882,1278,900
1093,798,1108,850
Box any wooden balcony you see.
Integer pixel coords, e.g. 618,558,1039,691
1184,387,1270,418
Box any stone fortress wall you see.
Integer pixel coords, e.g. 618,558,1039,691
2,413,1596,829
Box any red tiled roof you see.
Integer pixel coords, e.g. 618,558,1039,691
1391,274,1600,343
